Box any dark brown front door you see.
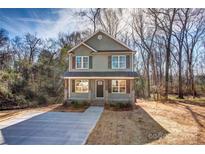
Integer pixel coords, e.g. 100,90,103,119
96,80,104,98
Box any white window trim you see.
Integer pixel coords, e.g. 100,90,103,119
111,80,126,94
76,56,89,69
75,80,89,93
111,55,126,69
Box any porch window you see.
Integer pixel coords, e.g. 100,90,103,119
75,80,89,93
112,55,126,69
112,80,126,93
76,56,89,69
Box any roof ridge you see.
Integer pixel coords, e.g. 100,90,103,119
68,30,134,53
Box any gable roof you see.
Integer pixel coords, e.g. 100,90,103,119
68,30,134,53
68,42,98,53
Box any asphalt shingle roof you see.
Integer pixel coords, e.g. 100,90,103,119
64,71,138,77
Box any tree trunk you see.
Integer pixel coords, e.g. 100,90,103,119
178,51,184,99
165,47,171,100
146,55,151,98
189,64,197,98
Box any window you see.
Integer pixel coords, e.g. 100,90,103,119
76,56,89,69
75,80,89,93
112,80,126,93
112,55,126,69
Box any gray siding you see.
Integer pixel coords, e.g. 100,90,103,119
69,51,133,72
85,32,128,51
69,79,133,103
108,93,130,101
70,92,89,100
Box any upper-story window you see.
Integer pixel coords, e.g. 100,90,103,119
76,56,89,69
112,55,126,69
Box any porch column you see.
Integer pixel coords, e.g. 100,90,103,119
88,79,92,102
104,79,109,104
68,78,70,99
64,79,68,101
130,79,136,105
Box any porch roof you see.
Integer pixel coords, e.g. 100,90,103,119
64,71,138,78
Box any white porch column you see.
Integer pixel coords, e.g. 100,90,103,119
68,78,71,99
64,79,68,101
131,79,136,105
105,80,108,104
88,79,92,102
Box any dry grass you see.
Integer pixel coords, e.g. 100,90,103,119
0,104,62,122
86,99,205,144
0,103,90,122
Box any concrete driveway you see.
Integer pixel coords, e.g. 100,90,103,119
0,107,103,145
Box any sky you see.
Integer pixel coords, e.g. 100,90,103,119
0,8,89,39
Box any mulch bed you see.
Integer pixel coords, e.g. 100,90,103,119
104,104,133,111
50,105,90,112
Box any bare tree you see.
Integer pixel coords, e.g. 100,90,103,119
132,9,158,98
0,28,11,70
148,8,178,100
58,31,85,48
78,8,101,32
171,8,190,98
24,33,42,65
183,9,205,97
99,8,124,37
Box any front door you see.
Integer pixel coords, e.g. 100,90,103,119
96,80,104,98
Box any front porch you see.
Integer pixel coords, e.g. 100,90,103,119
64,78,136,106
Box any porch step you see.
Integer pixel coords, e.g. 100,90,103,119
90,101,104,106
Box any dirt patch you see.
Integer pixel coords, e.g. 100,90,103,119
0,103,90,122
86,99,205,144
0,104,61,122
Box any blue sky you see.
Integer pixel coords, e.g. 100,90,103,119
0,8,88,39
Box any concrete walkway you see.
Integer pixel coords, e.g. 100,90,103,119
0,107,103,145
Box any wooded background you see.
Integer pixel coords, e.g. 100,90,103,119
0,8,205,109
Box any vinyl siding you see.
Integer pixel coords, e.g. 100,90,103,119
69,52,133,72
85,32,128,51
69,79,133,103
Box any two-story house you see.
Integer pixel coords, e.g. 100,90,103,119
63,30,137,106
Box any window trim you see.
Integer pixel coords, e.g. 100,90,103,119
111,55,126,69
75,80,89,93
111,80,126,94
76,56,89,69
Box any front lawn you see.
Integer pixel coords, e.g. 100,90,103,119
86,99,205,144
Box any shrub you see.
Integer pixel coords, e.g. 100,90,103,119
71,100,89,108
0,72,10,81
11,80,27,94
44,85,57,97
15,95,27,106
0,86,9,96
24,89,36,100
109,101,132,110
37,95,48,105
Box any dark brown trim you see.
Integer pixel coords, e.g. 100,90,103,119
108,80,111,93
108,56,111,69
89,56,93,69
126,79,130,93
72,80,75,92
126,55,131,69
